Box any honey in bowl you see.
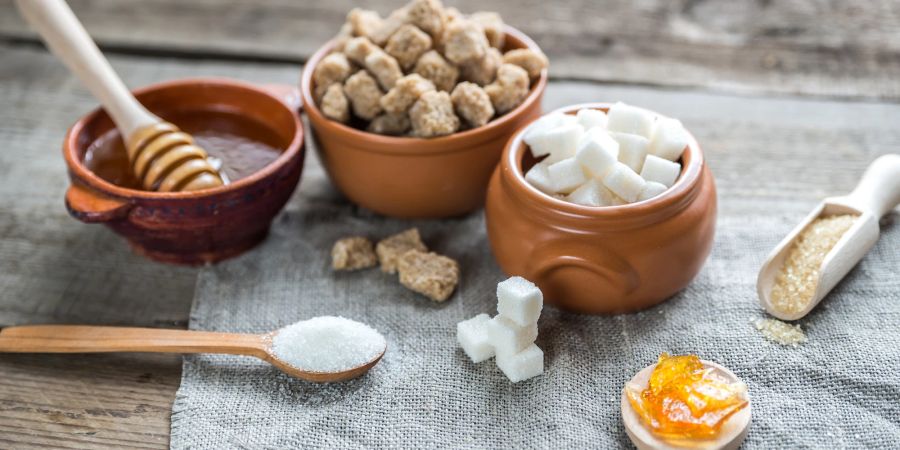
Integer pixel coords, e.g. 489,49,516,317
84,109,286,190
625,353,749,444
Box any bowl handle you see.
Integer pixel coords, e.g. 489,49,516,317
65,183,132,223
528,239,640,296
259,83,303,113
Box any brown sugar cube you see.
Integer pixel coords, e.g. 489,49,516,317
444,7,463,24
407,0,446,37
370,7,410,46
343,36,378,66
441,19,489,64
376,228,428,273
460,47,501,86
385,24,433,70
413,50,459,92
320,84,350,123
332,23,354,53
485,63,530,114
469,12,505,49
344,70,384,121
451,82,494,128
502,48,548,81
313,53,352,96
365,50,404,91
397,250,460,302
331,236,378,271
380,74,436,115
347,8,383,41
367,112,411,136
410,91,460,137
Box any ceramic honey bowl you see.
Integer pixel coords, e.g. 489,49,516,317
485,104,717,314
63,78,305,265
300,26,547,219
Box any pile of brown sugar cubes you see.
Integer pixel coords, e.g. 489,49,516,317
331,228,459,302
312,0,548,137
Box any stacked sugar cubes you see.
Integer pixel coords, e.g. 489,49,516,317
456,276,544,382
523,102,690,206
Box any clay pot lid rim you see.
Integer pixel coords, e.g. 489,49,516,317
504,102,706,218
64,77,304,200
300,26,548,154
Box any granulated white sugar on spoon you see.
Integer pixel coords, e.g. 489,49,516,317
272,316,386,373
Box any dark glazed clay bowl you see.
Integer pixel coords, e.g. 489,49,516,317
301,26,547,219
485,103,717,314
63,78,305,265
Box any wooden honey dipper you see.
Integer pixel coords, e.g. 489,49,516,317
17,0,225,192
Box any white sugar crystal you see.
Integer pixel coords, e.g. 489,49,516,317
640,155,681,187
638,181,668,201
457,313,495,363
547,158,588,194
566,178,617,207
611,132,650,173
487,315,538,355
524,162,555,194
496,343,543,382
575,128,619,177
607,102,655,137
497,276,543,327
272,316,386,373
649,117,689,161
602,162,646,203
576,108,608,130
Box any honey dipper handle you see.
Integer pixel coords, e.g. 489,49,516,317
0,325,270,358
845,154,900,219
15,0,158,136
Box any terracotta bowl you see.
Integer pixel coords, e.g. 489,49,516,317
63,78,305,265
301,26,547,219
485,103,717,314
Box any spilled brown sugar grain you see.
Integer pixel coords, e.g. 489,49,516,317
754,318,807,347
770,214,856,314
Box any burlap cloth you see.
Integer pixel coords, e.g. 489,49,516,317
170,99,900,449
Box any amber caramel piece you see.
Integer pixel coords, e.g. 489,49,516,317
376,228,428,273
397,250,460,302
413,50,459,92
625,354,749,441
331,236,377,270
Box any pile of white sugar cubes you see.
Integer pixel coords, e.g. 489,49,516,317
457,276,543,382
523,102,690,206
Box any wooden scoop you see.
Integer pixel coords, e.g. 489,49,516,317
0,325,385,382
758,154,900,321
16,0,225,192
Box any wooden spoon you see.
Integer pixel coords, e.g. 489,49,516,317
757,154,900,321
0,325,385,382
621,360,752,450
16,0,225,192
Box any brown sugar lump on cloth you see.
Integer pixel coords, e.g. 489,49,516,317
376,228,428,273
397,250,460,302
331,237,378,270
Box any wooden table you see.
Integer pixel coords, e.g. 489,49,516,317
0,0,897,448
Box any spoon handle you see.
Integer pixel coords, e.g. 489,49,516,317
15,0,158,136
842,154,900,218
0,325,270,358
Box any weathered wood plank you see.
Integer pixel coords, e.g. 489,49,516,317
1,0,899,100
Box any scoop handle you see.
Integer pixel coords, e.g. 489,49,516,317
15,0,157,136
844,154,900,218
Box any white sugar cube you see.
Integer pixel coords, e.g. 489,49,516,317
524,162,554,195
576,108,608,130
640,155,681,187
547,158,588,194
526,122,584,164
638,181,667,201
607,102,655,138
575,128,619,177
602,162,646,203
566,178,617,207
487,315,538,355
649,117,689,161
497,276,543,326
611,132,650,173
524,113,576,145
457,313,495,363
496,343,543,383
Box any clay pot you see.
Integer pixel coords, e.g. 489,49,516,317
301,27,548,219
63,78,305,265
485,104,717,314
